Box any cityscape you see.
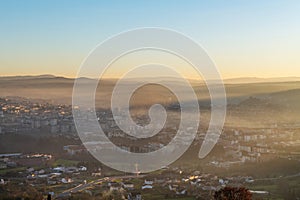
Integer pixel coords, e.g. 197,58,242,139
0,76,300,199
1,1,300,200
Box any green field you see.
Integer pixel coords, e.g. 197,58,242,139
52,158,79,167
0,167,26,175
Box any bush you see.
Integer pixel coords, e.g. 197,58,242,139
214,187,252,200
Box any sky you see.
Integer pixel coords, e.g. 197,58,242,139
0,0,300,79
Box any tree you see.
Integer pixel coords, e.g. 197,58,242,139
214,187,252,200
0,183,43,200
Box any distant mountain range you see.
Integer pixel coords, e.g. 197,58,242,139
223,77,300,84
0,74,58,80
0,75,300,113
1,75,300,84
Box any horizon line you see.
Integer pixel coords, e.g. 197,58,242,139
1,74,300,80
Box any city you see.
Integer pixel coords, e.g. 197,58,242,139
0,84,299,199
1,1,300,199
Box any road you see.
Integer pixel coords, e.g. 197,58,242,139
55,174,144,199
255,172,300,181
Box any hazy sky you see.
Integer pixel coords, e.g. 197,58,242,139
1,0,300,78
